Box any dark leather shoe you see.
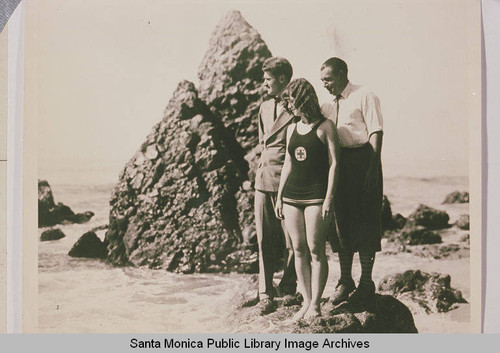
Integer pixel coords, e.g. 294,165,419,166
257,298,275,315
348,281,375,304
330,279,356,304
282,292,303,307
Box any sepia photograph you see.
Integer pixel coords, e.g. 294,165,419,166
26,0,481,333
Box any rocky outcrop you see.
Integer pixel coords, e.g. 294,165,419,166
381,195,395,231
443,191,469,204
378,270,466,314
38,180,55,211
69,231,107,259
392,213,407,230
105,81,252,272
38,180,94,227
400,226,442,245
198,10,272,154
230,278,417,333
40,228,65,241
454,214,470,230
392,204,449,245
308,295,418,333
404,204,450,230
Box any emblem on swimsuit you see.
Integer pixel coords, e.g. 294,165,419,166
294,146,307,161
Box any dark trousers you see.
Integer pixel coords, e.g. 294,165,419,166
255,190,297,299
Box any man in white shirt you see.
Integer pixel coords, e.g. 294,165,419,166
320,57,383,304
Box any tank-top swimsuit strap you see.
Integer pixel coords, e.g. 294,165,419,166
311,117,325,131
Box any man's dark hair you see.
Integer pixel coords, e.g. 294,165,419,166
321,57,348,75
262,57,293,83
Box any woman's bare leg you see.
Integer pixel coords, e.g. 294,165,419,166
283,204,310,321
304,204,329,320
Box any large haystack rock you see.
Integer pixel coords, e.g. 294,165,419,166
105,81,253,272
198,10,272,155
105,11,276,272
198,10,273,244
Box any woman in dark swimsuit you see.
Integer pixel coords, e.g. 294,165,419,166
275,78,340,321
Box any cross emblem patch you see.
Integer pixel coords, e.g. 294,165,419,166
295,147,307,161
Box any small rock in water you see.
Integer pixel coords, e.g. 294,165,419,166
454,214,469,230
40,228,65,241
460,234,470,243
69,231,107,259
442,191,469,204
72,211,95,224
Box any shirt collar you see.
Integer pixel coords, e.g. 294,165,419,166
337,81,352,100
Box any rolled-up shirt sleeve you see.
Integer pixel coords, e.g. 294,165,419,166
362,90,383,136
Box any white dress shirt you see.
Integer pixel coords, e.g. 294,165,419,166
321,82,383,148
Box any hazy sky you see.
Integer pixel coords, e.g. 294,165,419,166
31,0,477,185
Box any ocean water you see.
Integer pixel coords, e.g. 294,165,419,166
38,176,469,333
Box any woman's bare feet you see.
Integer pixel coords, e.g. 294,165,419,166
292,304,310,321
304,305,321,322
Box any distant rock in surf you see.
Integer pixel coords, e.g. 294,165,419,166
69,231,107,259
73,211,95,224
40,228,65,242
38,180,95,227
404,204,450,230
454,214,470,230
460,234,470,244
442,191,469,204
